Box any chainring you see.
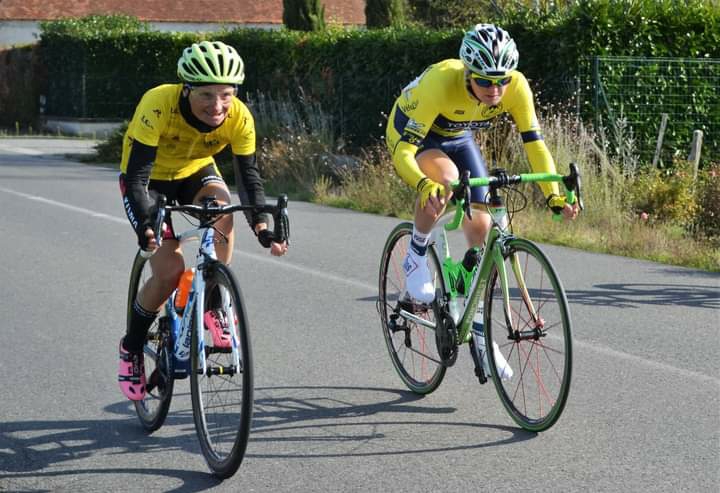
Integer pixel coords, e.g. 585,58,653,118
433,298,458,367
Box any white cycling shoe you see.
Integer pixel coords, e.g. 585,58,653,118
402,252,435,304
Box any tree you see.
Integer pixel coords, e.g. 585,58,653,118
283,0,327,31
408,0,500,28
365,0,408,29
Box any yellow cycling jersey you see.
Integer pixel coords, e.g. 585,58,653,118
120,84,256,181
386,59,559,198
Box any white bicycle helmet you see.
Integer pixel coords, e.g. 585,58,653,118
177,41,245,85
459,24,519,77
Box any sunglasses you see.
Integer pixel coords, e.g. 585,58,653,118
470,75,512,88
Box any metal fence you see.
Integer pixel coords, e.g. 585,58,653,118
580,56,719,165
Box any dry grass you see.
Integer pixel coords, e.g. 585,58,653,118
304,107,719,272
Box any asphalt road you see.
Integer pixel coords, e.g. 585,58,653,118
0,138,718,493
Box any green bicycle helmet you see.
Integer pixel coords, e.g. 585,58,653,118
177,41,245,85
459,24,519,77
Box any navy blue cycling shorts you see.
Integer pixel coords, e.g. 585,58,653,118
416,132,489,203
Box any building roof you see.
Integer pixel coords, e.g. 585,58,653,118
0,0,366,25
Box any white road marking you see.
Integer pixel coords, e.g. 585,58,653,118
1,184,717,386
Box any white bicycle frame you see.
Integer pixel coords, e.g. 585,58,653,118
172,225,241,377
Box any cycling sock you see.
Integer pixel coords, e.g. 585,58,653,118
409,226,430,256
123,299,159,353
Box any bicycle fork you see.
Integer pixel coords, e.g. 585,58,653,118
497,243,546,341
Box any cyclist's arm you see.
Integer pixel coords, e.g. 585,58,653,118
232,153,271,229
389,65,444,191
123,140,158,237
523,138,559,198
389,110,439,191
391,137,426,189
507,73,561,200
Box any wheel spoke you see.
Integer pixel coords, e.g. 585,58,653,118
486,240,572,431
190,263,252,478
378,224,446,394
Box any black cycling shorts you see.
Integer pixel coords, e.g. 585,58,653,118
120,163,225,240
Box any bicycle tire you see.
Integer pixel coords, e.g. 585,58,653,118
484,238,572,432
190,262,253,478
378,222,446,394
128,251,174,432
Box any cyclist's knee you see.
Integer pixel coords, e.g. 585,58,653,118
418,150,459,186
194,182,231,205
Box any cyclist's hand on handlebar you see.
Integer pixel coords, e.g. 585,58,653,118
416,177,447,212
141,226,159,250
547,194,580,221
255,224,288,256
562,201,580,220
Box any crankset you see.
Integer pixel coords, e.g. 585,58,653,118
433,298,458,367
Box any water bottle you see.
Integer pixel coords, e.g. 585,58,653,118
174,268,194,312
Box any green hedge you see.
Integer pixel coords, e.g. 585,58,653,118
502,0,719,163
38,2,719,161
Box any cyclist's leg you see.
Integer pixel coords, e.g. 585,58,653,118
447,134,491,248
398,143,458,303
120,176,184,350
121,239,183,400
136,240,185,311
179,164,234,265
414,147,459,231
195,182,233,264
124,239,184,351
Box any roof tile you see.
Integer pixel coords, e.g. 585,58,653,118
0,0,366,25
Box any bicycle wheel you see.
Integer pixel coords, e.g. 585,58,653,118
378,222,447,394
484,238,572,432
190,262,253,478
128,251,174,432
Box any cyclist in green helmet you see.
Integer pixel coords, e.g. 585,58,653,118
117,41,287,401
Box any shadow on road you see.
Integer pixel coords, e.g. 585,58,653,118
1,386,534,490
248,384,534,458
567,282,719,309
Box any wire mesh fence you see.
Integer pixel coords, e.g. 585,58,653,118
579,56,719,165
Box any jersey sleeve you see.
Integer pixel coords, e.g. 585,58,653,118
229,101,256,156
391,68,443,189
506,73,560,198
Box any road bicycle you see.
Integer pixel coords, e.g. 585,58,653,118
378,165,583,431
126,194,289,478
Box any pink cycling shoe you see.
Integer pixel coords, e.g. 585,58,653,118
204,310,232,349
118,338,146,401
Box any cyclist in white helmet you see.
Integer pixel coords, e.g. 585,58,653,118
117,41,288,401
385,23,579,304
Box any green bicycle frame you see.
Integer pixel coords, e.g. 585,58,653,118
437,172,577,345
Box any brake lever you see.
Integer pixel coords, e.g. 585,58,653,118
564,163,585,211
455,170,472,221
153,194,167,238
